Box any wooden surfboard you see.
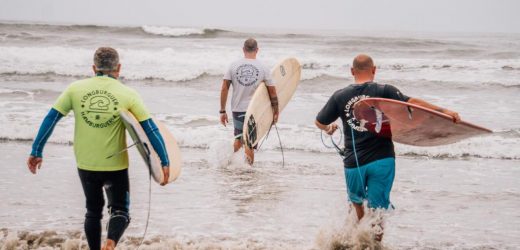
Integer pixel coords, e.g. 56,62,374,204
353,98,492,146
120,110,181,184
243,58,301,149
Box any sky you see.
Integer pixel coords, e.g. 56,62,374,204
0,0,518,34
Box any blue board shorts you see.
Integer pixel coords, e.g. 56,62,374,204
344,157,395,209
232,112,246,140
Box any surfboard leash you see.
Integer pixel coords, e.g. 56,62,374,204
273,123,285,168
350,127,365,188
254,123,285,168
320,126,364,187
254,119,275,150
136,165,152,250
320,126,345,159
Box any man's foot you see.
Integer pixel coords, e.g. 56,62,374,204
374,232,383,242
245,154,254,165
372,223,384,242
102,239,116,250
244,147,254,165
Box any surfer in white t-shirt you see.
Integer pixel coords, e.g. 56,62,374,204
219,38,279,164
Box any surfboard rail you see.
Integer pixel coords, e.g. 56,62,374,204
353,98,492,146
120,110,181,184
243,58,302,149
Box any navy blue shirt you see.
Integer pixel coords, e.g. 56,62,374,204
316,82,410,168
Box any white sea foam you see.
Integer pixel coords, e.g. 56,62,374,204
1,46,519,86
3,110,518,160
141,26,206,37
315,206,389,250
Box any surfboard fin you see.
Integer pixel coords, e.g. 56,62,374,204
375,108,383,133
407,106,413,120
106,142,138,159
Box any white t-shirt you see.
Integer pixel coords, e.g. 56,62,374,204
223,58,274,112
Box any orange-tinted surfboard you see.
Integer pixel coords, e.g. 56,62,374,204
353,98,492,146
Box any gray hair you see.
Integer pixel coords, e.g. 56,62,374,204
93,47,119,72
243,38,258,52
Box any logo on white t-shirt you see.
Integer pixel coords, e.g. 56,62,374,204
236,64,260,86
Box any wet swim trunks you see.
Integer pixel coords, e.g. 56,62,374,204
232,112,246,139
344,157,395,209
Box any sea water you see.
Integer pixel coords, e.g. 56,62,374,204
0,23,519,249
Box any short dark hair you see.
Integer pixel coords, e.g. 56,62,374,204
352,54,374,71
243,38,258,52
93,47,119,72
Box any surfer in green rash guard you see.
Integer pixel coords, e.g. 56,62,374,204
26,47,170,250
315,54,460,241
219,38,279,164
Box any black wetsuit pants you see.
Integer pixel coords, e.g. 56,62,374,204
78,168,131,250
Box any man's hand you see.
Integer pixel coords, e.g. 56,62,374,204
160,166,170,186
408,98,461,123
326,123,338,135
220,112,228,127
273,109,279,124
27,155,43,174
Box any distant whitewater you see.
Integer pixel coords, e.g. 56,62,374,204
141,25,226,37
1,23,519,85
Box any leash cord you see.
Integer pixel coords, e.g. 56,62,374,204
350,127,365,188
273,123,285,168
320,126,345,159
254,120,285,168
137,170,152,250
319,125,365,189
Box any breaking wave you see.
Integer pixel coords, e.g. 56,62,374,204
1,45,520,86
141,25,227,37
1,111,518,161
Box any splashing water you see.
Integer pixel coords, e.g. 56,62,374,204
315,204,391,250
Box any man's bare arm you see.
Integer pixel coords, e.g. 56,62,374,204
315,120,338,135
408,97,461,122
220,80,231,111
220,80,231,126
267,85,279,123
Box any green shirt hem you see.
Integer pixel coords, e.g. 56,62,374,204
77,164,128,172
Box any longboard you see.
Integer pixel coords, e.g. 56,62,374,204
243,58,301,149
353,98,492,146
120,110,181,184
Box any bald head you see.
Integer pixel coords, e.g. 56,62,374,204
351,54,376,83
352,54,374,72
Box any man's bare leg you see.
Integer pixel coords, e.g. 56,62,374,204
352,203,383,242
352,203,364,220
245,145,254,165
233,139,242,152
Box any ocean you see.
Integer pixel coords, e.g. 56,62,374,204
0,22,519,249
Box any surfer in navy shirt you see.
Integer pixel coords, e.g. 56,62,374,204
315,54,460,241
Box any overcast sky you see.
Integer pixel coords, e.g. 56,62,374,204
0,0,518,34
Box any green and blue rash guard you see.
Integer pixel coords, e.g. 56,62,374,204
31,108,170,168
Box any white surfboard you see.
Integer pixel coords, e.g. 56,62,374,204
243,58,301,149
120,110,181,184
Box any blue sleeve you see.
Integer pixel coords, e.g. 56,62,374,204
140,119,170,167
31,108,64,157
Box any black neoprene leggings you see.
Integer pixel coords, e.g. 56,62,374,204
78,168,130,250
